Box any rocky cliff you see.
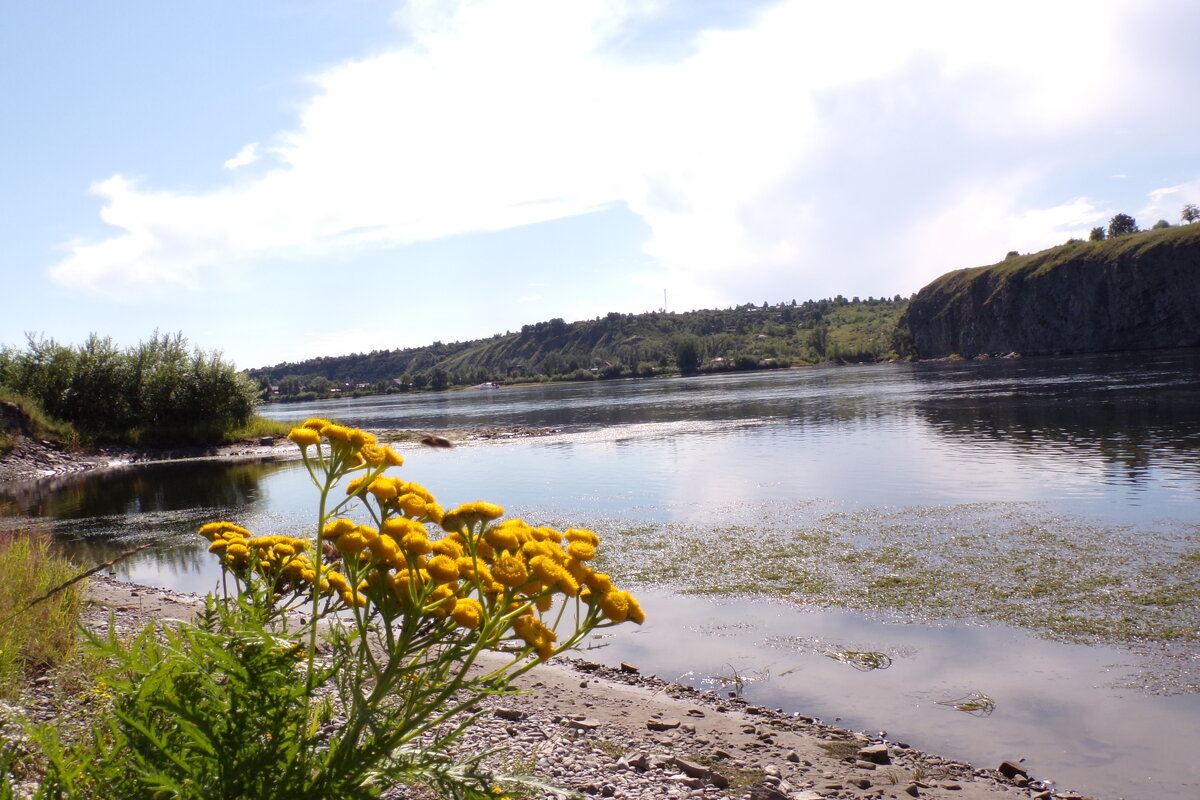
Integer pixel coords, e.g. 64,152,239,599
897,224,1200,359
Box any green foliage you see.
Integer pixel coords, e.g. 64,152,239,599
249,298,911,394
673,335,701,375
1107,213,1139,238
0,332,259,443
1089,226,1106,241
0,529,82,698
1151,219,1171,230
1182,203,1200,224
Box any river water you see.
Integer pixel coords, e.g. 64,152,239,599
4,350,1200,799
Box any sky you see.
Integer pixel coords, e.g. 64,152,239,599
3,0,1200,370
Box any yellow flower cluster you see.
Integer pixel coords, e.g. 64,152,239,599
201,419,644,663
288,418,405,469
198,521,355,602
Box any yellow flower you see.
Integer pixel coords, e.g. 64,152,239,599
626,593,646,625
401,531,433,556
566,541,596,561
397,493,426,517
431,537,464,560
484,526,521,552
383,446,404,466
336,532,368,555
368,535,401,567
492,551,529,588
427,554,460,583
451,597,484,629
287,427,321,448
597,590,633,623
301,417,333,431
564,529,599,546
382,517,424,538
198,521,252,541
322,518,357,541
368,477,400,501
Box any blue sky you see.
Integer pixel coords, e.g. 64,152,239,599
3,0,1199,370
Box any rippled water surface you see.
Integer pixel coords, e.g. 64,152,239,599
5,350,1200,800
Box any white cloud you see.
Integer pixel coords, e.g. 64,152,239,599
223,142,261,170
517,294,543,303
50,0,1192,306
1139,179,1200,225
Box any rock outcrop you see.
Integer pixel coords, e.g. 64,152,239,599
897,224,1200,359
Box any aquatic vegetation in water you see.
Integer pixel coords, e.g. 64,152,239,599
823,648,893,672
583,503,1200,682
935,691,996,717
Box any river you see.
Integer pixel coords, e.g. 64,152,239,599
4,350,1200,799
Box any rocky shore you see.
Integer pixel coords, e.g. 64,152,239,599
9,577,1074,800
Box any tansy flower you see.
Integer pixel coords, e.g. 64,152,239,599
322,518,357,541
301,417,333,431
368,477,400,501
566,541,596,561
431,537,464,560
426,554,460,583
492,551,529,588
564,529,599,546
451,597,484,629
401,531,433,555
287,427,321,448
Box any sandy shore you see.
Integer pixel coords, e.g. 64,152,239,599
60,577,1067,800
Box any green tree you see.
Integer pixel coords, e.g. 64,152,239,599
1108,213,1139,238
1183,203,1200,224
1089,227,1106,241
673,336,701,375
1152,219,1171,230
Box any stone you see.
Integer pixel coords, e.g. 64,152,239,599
905,784,921,797
564,717,602,731
997,760,1028,780
647,718,682,731
493,708,523,721
857,743,891,764
785,750,801,763
619,662,639,673
748,785,789,800
852,778,872,789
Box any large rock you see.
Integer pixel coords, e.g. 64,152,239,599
896,225,1200,359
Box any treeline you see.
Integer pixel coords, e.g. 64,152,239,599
0,332,260,442
250,296,909,397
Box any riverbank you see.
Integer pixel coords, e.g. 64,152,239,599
0,426,561,485
2,576,1070,800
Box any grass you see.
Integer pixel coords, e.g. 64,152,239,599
0,389,79,449
0,527,85,699
220,415,292,443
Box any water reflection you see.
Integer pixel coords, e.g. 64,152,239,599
0,459,288,520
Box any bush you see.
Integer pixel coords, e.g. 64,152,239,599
0,333,259,443
13,420,643,799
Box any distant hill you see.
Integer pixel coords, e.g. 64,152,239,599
896,223,1200,359
248,297,908,397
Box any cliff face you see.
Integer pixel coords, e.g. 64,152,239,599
897,224,1200,359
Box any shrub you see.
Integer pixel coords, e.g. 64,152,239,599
14,420,643,799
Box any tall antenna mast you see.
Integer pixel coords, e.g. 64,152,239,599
663,289,667,313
